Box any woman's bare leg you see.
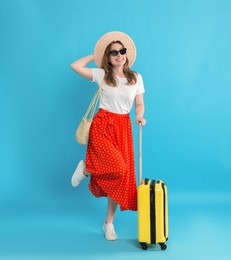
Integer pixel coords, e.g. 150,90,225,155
105,197,118,224
103,197,118,240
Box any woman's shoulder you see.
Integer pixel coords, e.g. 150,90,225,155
134,72,143,82
134,72,144,86
136,72,143,78
91,68,105,84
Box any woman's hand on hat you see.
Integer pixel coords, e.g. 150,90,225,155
136,117,146,126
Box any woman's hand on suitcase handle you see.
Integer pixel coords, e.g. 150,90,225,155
135,95,145,126
136,116,146,126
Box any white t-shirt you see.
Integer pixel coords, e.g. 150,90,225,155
91,68,145,114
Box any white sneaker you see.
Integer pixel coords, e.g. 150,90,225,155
103,223,117,241
71,160,87,187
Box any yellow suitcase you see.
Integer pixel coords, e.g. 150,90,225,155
137,126,168,250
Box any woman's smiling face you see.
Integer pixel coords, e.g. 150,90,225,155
109,43,127,68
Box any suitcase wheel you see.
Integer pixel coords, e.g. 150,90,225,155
160,243,167,250
140,242,148,250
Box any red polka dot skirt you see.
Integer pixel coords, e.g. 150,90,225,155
86,109,137,211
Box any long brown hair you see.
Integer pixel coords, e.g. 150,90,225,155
101,41,137,87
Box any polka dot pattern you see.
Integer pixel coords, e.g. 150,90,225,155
86,109,137,211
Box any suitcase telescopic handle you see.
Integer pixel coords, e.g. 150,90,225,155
138,124,142,185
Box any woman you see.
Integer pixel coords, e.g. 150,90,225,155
70,31,146,241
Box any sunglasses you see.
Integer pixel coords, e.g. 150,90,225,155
109,48,127,56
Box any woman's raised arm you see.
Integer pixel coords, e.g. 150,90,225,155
70,54,94,80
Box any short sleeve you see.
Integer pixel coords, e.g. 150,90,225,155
136,74,145,95
90,68,105,86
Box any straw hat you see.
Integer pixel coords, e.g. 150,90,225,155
94,31,136,68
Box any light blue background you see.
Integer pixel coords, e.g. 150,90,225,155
0,0,231,259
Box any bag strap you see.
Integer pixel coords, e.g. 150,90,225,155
89,87,100,119
83,82,102,120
